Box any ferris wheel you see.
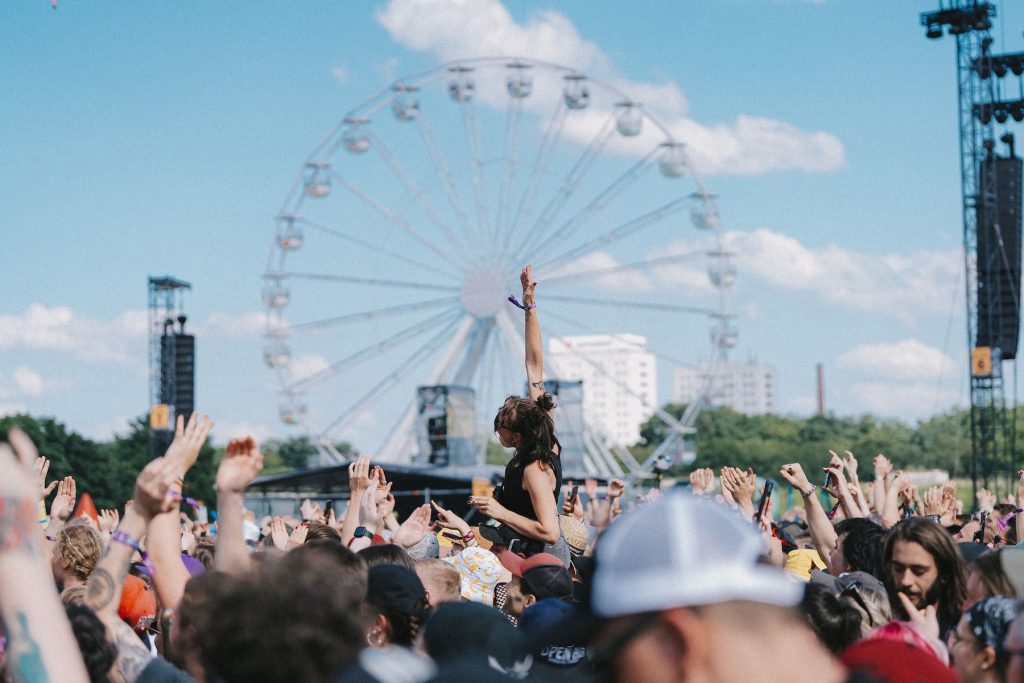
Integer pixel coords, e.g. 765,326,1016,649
264,56,736,475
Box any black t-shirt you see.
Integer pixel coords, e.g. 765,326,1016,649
135,657,196,683
495,451,562,522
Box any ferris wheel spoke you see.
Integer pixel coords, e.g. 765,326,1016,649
540,249,711,285
511,111,617,264
460,101,493,251
321,311,465,435
416,117,477,251
543,294,716,317
283,296,459,333
327,169,465,271
286,307,461,392
504,99,569,257
365,129,472,264
534,194,692,273
451,317,496,386
272,271,457,293
528,149,660,260
493,96,525,257
300,218,458,281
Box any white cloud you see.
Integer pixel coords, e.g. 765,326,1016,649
839,339,958,381
0,304,147,364
848,381,963,417
719,229,961,321
376,0,844,176
13,367,45,397
331,64,348,85
543,251,652,292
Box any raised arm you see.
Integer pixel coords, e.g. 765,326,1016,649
521,265,544,401
85,457,178,683
0,429,89,683
779,462,838,570
147,413,213,612
214,436,264,575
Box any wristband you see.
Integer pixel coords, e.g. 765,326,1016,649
461,530,475,542
507,295,536,310
111,529,142,552
800,484,818,498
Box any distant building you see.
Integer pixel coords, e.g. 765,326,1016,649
548,334,656,447
674,361,778,416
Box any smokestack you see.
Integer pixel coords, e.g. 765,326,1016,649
816,363,825,415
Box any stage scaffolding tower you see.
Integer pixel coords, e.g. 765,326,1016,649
922,1,1022,501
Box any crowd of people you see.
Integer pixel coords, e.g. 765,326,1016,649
5,267,1024,682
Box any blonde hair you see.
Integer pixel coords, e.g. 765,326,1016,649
55,525,104,582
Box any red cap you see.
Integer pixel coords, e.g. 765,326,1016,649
497,551,565,578
118,575,157,633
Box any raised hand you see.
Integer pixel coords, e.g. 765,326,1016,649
163,412,214,474
841,450,859,480
583,478,598,501
873,453,892,479
215,436,264,494
520,264,537,298
98,509,120,533
348,456,372,499
270,516,289,551
721,466,756,510
607,479,625,500
133,458,180,521
50,476,77,522
393,504,432,549
977,488,996,514
300,498,317,522
431,500,470,536
689,467,715,495
286,523,308,550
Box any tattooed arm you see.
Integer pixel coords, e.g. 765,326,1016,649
84,457,178,683
0,429,89,683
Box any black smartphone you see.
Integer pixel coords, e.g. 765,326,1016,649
569,484,579,504
323,500,334,520
822,470,835,491
754,480,774,523
975,512,988,543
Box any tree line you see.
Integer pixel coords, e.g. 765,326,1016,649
0,405,1001,510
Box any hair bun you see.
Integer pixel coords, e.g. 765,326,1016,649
536,392,556,412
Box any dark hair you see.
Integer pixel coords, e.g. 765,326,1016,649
970,549,1018,601
883,517,966,637
193,541,215,570
196,547,368,681
304,522,342,544
800,583,862,655
65,603,116,683
358,543,416,570
494,394,558,471
835,517,886,581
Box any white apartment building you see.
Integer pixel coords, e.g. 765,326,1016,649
548,334,657,447
674,361,778,415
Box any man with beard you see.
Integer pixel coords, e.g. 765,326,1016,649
882,517,967,639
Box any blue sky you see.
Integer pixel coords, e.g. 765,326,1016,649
3,0,1022,450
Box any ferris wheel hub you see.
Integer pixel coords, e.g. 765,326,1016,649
460,268,506,319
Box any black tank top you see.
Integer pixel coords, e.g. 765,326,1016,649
495,447,562,522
